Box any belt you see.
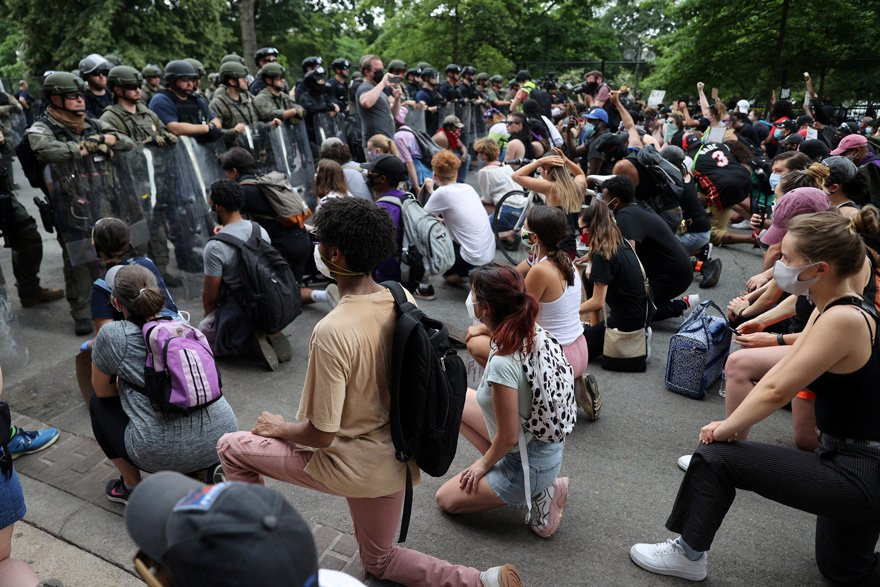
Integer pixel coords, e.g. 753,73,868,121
820,432,880,448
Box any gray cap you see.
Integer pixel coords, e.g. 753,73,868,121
821,155,858,183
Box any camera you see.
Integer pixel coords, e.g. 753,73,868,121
388,75,403,84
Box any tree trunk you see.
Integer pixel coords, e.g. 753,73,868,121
767,0,790,104
239,0,258,74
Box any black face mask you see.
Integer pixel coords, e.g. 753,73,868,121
372,69,384,84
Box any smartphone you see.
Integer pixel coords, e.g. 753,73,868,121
754,203,768,217
389,75,403,84
727,325,742,336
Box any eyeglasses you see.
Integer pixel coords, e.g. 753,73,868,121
62,92,84,101
93,70,109,77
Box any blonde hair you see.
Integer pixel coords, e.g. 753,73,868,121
367,134,398,157
473,137,500,162
780,162,830,194
787,212,865,278
548,166,583,214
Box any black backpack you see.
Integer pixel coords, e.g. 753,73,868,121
398,127,443,164
635,144,684,211
382,281,467,542
15,135,43,189
210,222,302,333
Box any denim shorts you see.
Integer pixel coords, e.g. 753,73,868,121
0,469,26,529
487,440,564,507
678,231,711,255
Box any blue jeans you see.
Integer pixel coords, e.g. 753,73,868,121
678,231,711,256
0,468,26,529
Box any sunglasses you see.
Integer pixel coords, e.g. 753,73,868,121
63,92,85,101
93,71,109,77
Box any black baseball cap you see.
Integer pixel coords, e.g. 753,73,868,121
126,472,318,587
362,154,407,184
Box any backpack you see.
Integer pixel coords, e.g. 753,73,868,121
377,194,455,278
398,127,443,164
210,222,302,334
382,281,467,542
635,144,685,211
240,171,312,229
134,318,223,414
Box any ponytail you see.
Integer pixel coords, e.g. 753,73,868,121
471,265,539,356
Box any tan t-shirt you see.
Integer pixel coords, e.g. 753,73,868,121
297,288,419,498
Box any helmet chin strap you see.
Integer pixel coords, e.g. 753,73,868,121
49,98,85,117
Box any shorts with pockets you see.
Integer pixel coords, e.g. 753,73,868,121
486,439,564,507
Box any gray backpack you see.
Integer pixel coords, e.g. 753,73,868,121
378,195,455,277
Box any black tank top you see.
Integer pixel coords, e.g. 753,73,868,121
807,296,880,440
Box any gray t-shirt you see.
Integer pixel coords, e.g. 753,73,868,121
476,350,533,451
203,220,271,289
355,81,395,140
342,161,372,201
92,320,238,472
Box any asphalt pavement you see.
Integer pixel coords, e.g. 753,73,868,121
1,161,851,586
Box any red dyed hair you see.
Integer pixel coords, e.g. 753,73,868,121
471,264,538,356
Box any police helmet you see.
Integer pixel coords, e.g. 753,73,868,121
301,56,323,73
475,72,489,82
406,68,420,78
142,64,162,78
221,54,246,66
163,60,199,85
184,58,206,79
490,74,503,84
107,66,143,91
462,65,476,77
331,58,351,71
259,62,285,80
218,61,249,84
445,64,461,75
43,71,87,96
104,54,123,67
254,47,279,66
421,67,440,83
416,62,432,72
388,59,406,74
79,54,112,77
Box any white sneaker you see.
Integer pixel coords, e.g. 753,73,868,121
678,454,692,472
682,294,701,319
730,219,752,230
630,539,707,581
479,564,523,587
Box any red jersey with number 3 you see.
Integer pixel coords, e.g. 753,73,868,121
691,142,751,210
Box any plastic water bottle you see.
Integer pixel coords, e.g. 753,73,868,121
718,368,726,398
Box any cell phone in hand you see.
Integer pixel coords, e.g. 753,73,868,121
754,203,768,218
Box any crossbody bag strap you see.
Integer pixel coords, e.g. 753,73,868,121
623,238,652,325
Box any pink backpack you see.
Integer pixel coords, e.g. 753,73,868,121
137,319,223,413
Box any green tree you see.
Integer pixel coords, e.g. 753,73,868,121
2,0,234,74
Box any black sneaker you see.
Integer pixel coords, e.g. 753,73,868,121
74,318,93,336
699,258,722,289
254,333,279,371
415,284,435,300
106,477,132,505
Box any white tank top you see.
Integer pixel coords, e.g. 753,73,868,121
537,257,583,345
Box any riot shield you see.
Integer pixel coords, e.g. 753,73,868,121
438,102,455,122
235,122,274,175
268,123,317,209
42,152,148,267
8,110,26,148
471,102,487,139
0,265,28,376
404,107,427,133
313,112,345,148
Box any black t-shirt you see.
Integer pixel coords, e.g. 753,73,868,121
84,90,112,118
587,130,614,174
692,142,751,209
615,204,692,299
438,82,460,103
589,242,649,331
680,179,711,233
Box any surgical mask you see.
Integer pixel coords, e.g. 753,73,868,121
769,173,782,190
664,124,678,143
465,294,479,322
866,127,874,136
313,244,333,279
773,260,820,296
313,244,365,278
583,122,595,138
773,128,783,139
372,69,384,84
520,228,534,247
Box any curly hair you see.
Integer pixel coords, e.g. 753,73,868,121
209,180,245,212
313,197,395,273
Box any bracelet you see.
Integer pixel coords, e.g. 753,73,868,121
777,333,785,346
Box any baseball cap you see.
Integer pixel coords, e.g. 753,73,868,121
779,119,798,132
682,133,702,153
584,108,608,124
736,99,750,114
361,154,407,184
821,155,858,183
831,133,867,155
442,114,464,128
126,472,318,587
799,139,830,161
781,133,804,147
761,187,831,246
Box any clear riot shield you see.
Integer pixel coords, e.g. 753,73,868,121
0,265,28,376
404,107,427,133
342,113,365,163
268,123,317,209
42,152,148,267
438,102,455,122
312,112,345,148
175,136,223,237
235,122,274,175
8,110,26,148
471,102,487,139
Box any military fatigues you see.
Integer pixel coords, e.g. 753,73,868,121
26,113,134,320
209,91,260,146
253,88,304,123
99,103,178,274
140,83,160,106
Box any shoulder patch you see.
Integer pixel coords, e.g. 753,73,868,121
26,125,47,134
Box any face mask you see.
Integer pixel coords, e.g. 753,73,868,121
773,128,783,139
866,127,874,135
520,228,534,247
465,294,478,322
583,122,595,138
372,69,384,84
313,244,333,279
664,124,678,143
769,173,782,190
773,260,820,296
313,244,365,278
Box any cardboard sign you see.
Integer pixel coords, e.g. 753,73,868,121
647,90,666,107
806,127,818,140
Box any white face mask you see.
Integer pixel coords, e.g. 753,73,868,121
465,294,478,322
769,173,782,190
773,260,820,296
313,244,332,279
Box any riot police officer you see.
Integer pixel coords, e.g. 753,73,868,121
100,66,183,287
148,60,222,143
183,58,208,100
253,63,305,124
438,64,462,104
293,56,322,102
79,53,113,117
459,66,479,101
299,67,339,153
25,72,134,334
140,64,162,105
209,61,264,146
404,68,422,101
248,47,280,95
328,58,350,113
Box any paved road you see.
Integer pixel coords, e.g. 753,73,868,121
1,161,853,586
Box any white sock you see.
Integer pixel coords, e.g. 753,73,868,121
311,290,329,304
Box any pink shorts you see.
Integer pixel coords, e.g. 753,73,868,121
561,334,589,378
